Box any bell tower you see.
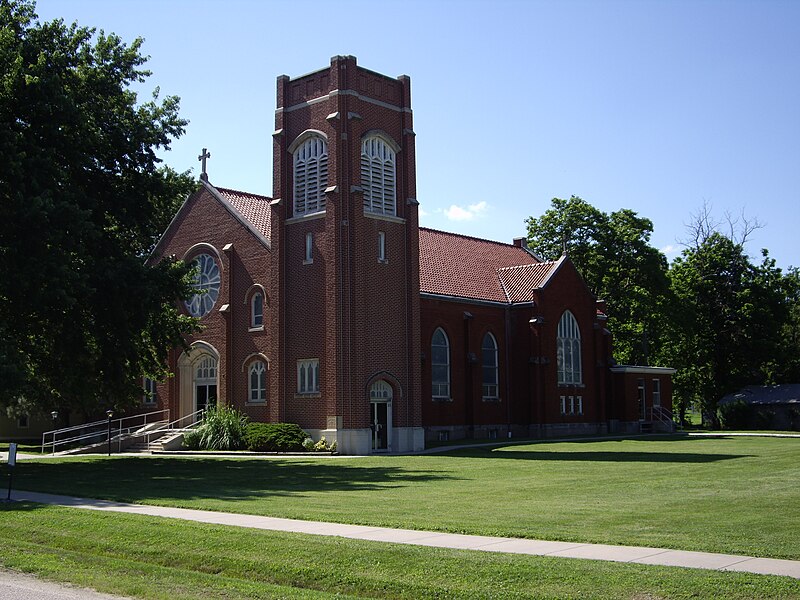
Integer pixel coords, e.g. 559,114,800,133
270,56,423,454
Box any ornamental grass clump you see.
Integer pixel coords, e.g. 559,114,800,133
183,406,249,451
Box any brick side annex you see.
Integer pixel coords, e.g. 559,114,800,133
151,56,675,454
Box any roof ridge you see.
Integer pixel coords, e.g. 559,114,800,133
420,226,523,249
497,261,556,273
496,269,512,303
216,186,272,201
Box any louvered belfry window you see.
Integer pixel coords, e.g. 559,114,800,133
293,136,328,216
361,135,396,216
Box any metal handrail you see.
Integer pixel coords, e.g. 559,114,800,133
41,409,169,454
650,405,677,431
143,409,206,448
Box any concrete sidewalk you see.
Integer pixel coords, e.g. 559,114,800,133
10,490,800,580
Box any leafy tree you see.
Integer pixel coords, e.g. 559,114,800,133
662,235,788,426
0,0,198,418
526,196,671,365
778,268,800,382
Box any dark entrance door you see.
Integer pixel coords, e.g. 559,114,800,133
196,384,217,413
371,401,388,451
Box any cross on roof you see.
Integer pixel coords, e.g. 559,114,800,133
198,148,211,181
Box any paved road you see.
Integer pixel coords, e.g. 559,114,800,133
0,569,130,600
10,490,800,580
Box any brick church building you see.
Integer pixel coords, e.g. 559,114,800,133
149,56,674,455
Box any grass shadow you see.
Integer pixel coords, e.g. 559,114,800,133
462,448,751,463
11,457,459,504
438,436,754,463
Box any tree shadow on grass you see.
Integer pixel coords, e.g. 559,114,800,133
436,434,756,463
447,445,750,463
11,458,459,504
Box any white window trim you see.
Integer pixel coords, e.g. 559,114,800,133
557,310,582,385
431,328,450,400
361,134,397,217
293,136,328,217
304,232,313,264
143,377,157,405
248,361,267,404
185,253,221,318
250,292,264,330
297,358,320,395
652,378,662,407
481,332,499,400
378,231,388,263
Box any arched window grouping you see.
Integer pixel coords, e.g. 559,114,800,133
481,333,498,399
249,361,267,403
293,136,328,216
557,310,582,384
361,135,396,216
431,328,450,399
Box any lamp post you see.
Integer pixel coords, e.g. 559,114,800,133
106,409,114,456
49,410,59,454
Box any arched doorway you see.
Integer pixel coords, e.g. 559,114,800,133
369,380,393,452
177,343,220,421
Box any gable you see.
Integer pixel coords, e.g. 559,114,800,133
154,181,272,258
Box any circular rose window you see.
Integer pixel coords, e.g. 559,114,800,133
185,253,220,317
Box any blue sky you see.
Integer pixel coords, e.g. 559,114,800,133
36,0,799,269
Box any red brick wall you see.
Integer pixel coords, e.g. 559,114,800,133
534,259,607,425
272,55,421,432
420,257,614,437
153,187,272,422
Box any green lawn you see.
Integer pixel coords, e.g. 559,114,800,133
1,503,797,600
0,442,45,454
7,435,800,559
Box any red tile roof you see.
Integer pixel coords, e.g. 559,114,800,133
216,187,272,241
419,228,541,303
497,260,563,303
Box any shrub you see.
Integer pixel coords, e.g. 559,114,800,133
307,436,336,452
189,406,249,451
718,399,753,430
244,422,308,452
182,428,202,450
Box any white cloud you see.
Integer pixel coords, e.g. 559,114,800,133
444,201,488,221
661,244,678,255
418,206,429,218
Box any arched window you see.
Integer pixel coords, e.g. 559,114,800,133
196,356,217,380
185,253,221,318
249,361,267,403
557,311,582,384
431,328,450,399
143,377,158,405
370,380,393,400
482,333,499,399
293,136,328,216
251,292,263,329
361,135,396,216
297,359,320,394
